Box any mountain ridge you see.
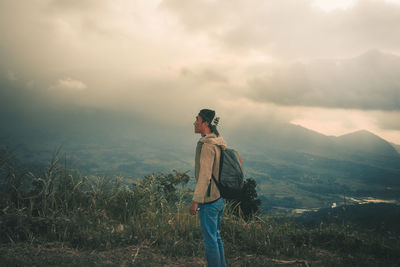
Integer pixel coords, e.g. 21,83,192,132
1,110,399,212
333,129,400,158
391,143,400,154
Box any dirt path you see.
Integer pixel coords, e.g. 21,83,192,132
0,242,331,266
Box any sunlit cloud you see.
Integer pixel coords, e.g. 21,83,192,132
290,108,375,137
312,0,357,11
53,78,88,91
291,108,400,143
0,0,399,144
162,0,400,58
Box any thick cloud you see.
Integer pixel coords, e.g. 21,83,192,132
247,50,400,110
0,0,399,143
161,0,400,58
373,111,400,131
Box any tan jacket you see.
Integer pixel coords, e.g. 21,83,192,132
193,133,227,204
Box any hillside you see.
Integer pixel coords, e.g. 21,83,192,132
335,130,398,155
297,203,400,233
227,125,400,212
0,154,399,266
392,142,400,153
1,108,399,213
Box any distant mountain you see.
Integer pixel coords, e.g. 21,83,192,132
225,122,400,212
391,143,400,154
228,122,400,170
297,203,400,234
335,130,399,157
1,108,399,212
330,130,400,174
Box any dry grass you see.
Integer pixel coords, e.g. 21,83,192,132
1,149,399,266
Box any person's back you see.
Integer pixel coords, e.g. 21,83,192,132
190,109,226,267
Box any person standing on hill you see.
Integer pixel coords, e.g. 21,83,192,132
189,108,227,267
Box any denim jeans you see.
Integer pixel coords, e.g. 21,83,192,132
198,197,226,267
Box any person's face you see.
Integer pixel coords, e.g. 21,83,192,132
193,115,206,134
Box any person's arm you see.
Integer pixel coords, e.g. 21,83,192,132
192,144,215,203
189,201,198,215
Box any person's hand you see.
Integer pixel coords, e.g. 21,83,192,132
189,201,198,215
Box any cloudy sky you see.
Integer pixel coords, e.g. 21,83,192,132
1,0,400,143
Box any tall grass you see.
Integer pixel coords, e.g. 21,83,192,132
0,148,200,251
0,148,399,266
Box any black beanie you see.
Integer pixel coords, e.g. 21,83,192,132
199,109,215,124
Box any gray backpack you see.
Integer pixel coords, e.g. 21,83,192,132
211,147,244,199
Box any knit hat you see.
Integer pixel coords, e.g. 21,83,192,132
199,109,215,125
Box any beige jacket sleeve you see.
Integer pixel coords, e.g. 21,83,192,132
193,143,215,203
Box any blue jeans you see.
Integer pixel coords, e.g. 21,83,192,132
198,197,226,267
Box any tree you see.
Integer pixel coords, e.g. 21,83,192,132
229,178,261,220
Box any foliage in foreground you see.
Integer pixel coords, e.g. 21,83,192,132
0,148,399,266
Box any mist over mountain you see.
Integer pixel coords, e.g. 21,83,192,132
392,143,400,154
1,59,400,209
1,105,399,213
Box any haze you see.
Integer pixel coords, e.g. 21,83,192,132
1,0,400,144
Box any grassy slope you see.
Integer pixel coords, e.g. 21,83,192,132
1,151,399,266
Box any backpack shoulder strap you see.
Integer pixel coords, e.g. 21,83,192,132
212,145,223,186
208,145,223,196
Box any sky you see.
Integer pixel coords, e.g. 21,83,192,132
1,0,400,144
